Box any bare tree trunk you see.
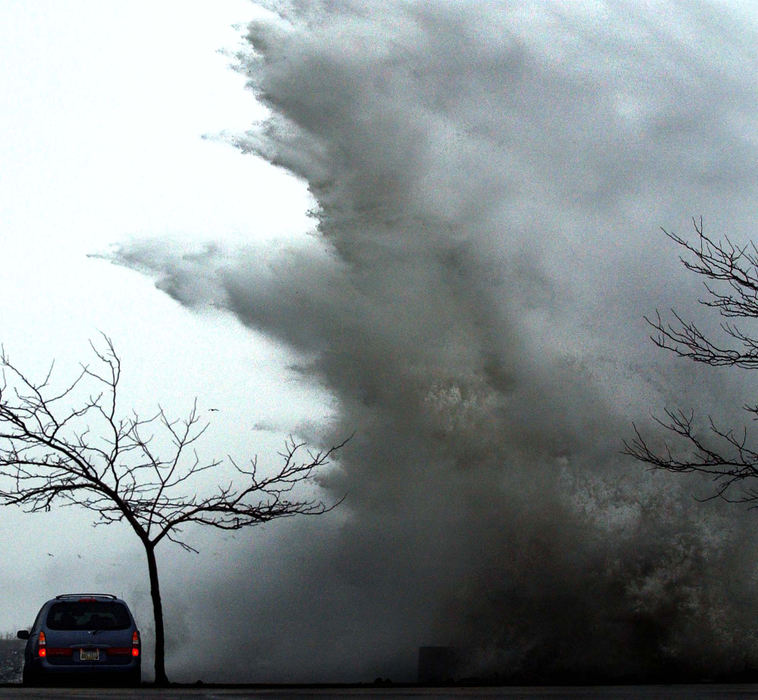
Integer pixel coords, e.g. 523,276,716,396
145,543,169,685
0,339,345,686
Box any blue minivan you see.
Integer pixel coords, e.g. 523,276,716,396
17,593,141,686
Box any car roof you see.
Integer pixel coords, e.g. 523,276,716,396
52,593,120,601
42,593,131,608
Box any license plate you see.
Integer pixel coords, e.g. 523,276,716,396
79,649,99,661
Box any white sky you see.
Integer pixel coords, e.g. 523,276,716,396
5,0,758,684
0,0,331,642
0,0,329,429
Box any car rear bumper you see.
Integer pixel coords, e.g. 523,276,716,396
25,658,140,685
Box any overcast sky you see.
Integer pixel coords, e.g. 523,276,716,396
0,0,331,671
5,0,758,685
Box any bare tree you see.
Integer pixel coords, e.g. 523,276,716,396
624,217,758,504
0,337,346,685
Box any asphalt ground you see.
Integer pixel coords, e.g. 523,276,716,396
3,685,758,699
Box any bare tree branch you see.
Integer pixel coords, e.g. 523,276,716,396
627,218,758,506
0,338,347,684
646,218,758,367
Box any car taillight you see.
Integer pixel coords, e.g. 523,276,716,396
37,631,46,658
132,630,140,658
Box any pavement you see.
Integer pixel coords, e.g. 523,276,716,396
4,685,758,699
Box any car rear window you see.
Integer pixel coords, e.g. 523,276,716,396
46,601,131,631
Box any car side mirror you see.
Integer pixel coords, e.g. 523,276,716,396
16,630,29,640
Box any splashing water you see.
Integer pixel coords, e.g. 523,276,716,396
114,0,758,682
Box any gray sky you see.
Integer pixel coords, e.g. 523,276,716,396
0,0,330,673
5,0,758,684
